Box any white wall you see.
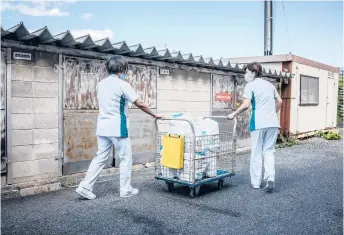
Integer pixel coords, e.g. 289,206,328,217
157,68,211,122
156,68,211,134
10,50,59,184
289,62,339,134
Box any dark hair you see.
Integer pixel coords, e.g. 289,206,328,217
105,55,128,75
243,62,263,78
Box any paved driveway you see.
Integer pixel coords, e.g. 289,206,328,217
1,138,343,235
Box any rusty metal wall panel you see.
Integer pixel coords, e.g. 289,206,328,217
127,64,157,109
63,110,113,174
234,80,251,140
212,74,235,110
63,56,107,110
63,56,157,110
280,62,292,136
211,74,243,140
1,49,6,173
63,110,156,173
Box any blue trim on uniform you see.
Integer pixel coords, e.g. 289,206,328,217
119,96,128,138
250,91,256,131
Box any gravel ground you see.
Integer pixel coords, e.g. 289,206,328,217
1,137,343,235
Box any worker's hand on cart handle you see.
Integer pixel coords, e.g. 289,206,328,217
227,113,235,120
153,114,163,119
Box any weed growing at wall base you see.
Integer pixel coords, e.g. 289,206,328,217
277,134,300,148
316,131,341,140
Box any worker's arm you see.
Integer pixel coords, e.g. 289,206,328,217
227,99,251,119
275,98,283,113
228,83,252,120
134,98,161,119
274,87,283,113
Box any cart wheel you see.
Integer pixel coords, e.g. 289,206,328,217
190,186,200,197
166,182,174,192
218,179,224,189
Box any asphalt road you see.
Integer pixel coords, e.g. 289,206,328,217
1,138,343,235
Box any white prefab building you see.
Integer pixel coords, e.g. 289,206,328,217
229,54,339,137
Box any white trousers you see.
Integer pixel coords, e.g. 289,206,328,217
79,136,133,194
250,128,279,186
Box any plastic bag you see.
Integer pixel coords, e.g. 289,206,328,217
162,114,219,182
168,112,194,137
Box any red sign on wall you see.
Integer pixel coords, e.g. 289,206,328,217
215,93,232,101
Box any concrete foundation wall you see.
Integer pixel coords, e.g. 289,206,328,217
10,49,59,184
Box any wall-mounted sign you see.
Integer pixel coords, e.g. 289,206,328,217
13,52,32,61
215,93,232,101
159,69,170,75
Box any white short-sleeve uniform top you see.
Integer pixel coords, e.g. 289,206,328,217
96,75,139,137
243,78,281,131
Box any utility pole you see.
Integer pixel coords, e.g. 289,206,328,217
264,0,273,56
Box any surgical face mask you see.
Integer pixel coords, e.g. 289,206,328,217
120,73,127,80
244,70,255,83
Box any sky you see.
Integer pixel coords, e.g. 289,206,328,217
1,1,343,67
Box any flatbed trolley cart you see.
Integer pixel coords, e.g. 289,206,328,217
155,116,237,197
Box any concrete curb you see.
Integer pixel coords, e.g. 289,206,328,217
1,162,156,199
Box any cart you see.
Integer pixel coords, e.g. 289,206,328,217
155,116,237,197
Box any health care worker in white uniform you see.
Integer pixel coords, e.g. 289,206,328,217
228,62,283,192
76,55,161,200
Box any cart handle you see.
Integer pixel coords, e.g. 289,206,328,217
155,118,196,136
203,116,237,137
155,116,237,137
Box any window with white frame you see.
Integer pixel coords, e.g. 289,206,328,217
300,75,319,105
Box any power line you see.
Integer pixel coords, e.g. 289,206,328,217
282,0,292,53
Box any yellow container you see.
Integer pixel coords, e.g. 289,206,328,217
161,134,185,169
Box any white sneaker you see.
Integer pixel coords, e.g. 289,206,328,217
251,184,260,189
76,186,96,200
120,188,139,198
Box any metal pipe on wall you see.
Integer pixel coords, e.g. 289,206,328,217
6,47,12,184
57,54,64,177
